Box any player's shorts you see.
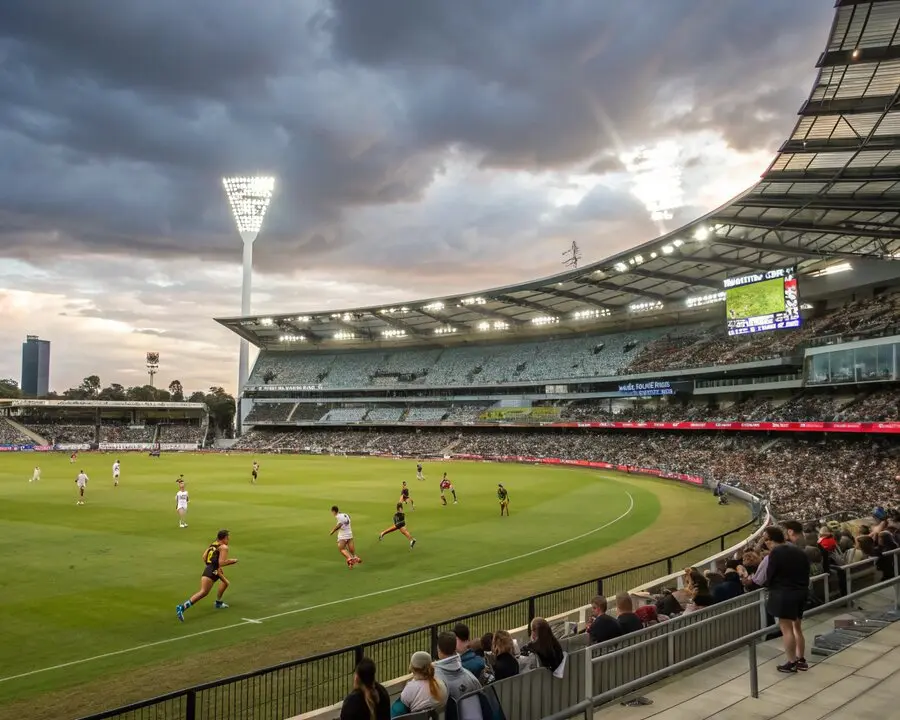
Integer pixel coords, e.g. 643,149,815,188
252,471,258,478
202,567,221,583
393,522,406,530
177,504,188,511
114,473,120,478
337,534,353,543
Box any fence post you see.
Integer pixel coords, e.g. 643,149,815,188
720,534,726,552
748,642,759,699
354,645,364,666
528,595,536,624
584,646,594,705
186,689,197,720
430,624,439,658
845,567,853,609
597,577,604,597
666,557,673,575
758,592,767,632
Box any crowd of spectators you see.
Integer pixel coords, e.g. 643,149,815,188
99,424,155,443
232,427,899,519
624,292,900,375
561,387,900,424
28,423,96,444
0,419,31,444
157,424,205,444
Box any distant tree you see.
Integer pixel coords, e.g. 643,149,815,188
0,378,21,399
98,383,127,401
168,380,184,402
80,375,101,398
203,387,236,437
125,385,157,402
187,391,206,404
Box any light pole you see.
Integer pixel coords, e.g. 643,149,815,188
146,352,160,387
222,176,275,435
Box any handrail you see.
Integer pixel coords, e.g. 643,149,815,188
542,551,900,720
544,568,900,720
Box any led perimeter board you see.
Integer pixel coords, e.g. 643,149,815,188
723,266,800,336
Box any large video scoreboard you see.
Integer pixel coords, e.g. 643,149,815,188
724,266,800,336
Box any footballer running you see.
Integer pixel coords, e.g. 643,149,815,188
176,529,237,621
440,472,457,505
330,505,361,568
399,481,415,510
379,503,416,548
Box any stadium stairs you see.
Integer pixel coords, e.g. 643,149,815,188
3,418,46,445
591,586,900,720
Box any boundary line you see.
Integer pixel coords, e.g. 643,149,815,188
0,492,634,684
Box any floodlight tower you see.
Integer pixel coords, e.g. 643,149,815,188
222,176,275,430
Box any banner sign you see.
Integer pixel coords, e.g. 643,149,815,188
553,420,900,434
617,381,676,397
245,384,323,392
451,454,704,486
10,400,206,410
479,407,561,420
98,442,200,451
55,443,91,451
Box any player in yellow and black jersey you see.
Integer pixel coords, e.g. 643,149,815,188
379,503,416,549
497,484,510,516
176,529,238,622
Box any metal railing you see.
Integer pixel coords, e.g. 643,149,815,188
542,549,900,720
74,513,765,720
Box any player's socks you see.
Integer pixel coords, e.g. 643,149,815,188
183,599,193,610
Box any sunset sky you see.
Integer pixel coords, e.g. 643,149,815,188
0,0,834,393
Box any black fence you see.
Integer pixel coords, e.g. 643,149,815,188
75,513,762,720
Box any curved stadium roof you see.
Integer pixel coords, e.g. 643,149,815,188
219,0,900,351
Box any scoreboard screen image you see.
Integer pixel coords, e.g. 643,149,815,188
724,267,800,336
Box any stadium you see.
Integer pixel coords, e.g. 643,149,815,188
2,2,900,720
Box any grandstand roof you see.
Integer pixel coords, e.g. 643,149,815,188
218,0,900,351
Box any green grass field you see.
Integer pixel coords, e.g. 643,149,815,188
726,276,785,319
0,452,748,719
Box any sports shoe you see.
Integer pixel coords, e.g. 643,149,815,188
215,601,229,609
410,539,416,549
347,557,354,569
378,534,383,541
353,556,362,565
176,605,185,622
776,661,797,674
796,658,808,671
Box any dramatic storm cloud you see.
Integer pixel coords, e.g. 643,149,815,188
0,0,833,391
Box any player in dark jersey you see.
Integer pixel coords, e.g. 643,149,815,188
176,529,238,622
399,481,415,510
440,472,458,506
379,503,416,548
416,463,425,481
497,484,510,516
251,461,259,484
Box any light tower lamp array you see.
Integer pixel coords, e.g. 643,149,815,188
222,176,275,431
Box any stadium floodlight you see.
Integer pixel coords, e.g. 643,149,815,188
223,175,275,435
614,262,628,272
661,245,674,255
694,226,710,241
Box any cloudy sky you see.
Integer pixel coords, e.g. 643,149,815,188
0,0,834,394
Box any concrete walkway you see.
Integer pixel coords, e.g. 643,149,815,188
595,593,900,720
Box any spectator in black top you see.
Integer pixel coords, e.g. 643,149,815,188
713,560,744,603
340,658,390,720
490,630,519,681
783,520,806,547
760,526,811,674
522,617,564,673
615,593,644,634
585,595,622,644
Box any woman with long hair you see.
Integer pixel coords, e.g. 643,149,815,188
491,630,520,681
523,617,564,672
398,651,447,714
340,658,390,720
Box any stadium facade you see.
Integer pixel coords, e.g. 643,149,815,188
219,0,900,436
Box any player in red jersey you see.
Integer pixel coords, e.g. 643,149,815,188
440,473,457,506
399,481,415,510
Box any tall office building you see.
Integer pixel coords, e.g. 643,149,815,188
21,335,50,397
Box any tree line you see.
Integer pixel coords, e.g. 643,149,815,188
0,377,236,436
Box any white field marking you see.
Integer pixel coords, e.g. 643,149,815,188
0,492,634,684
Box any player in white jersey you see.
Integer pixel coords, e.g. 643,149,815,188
112,459,121,487
75,470,89,504
30,466,41,483
329,505,361,568
175,479,190,528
